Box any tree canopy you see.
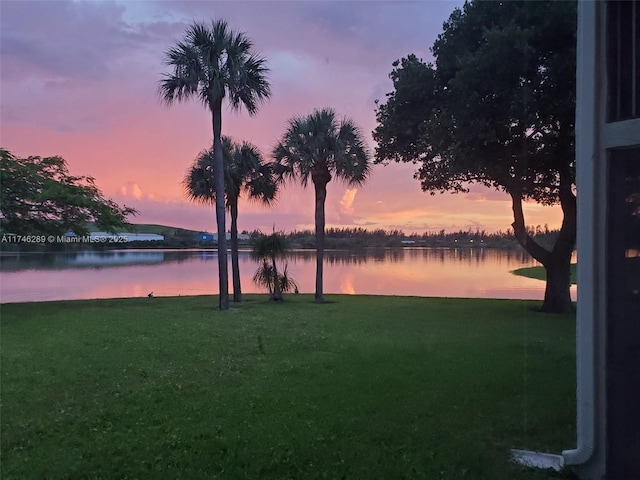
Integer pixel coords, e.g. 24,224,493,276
375,2,576,200
159,20,270,115
373,1,577,313
0,149,136,236
183,137,277,210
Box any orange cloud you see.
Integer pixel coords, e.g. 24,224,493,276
340,188,358,214
119,182,144,200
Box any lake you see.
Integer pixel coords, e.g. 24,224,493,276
0,248,577,303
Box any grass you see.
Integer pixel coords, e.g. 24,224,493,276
87,222,200,236
512,264,577,284
1,295,576,480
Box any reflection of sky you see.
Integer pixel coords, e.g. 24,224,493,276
61,251,165,266
0,249,577,303
0,249,203,271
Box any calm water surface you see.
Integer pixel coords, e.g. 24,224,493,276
0,248,577,303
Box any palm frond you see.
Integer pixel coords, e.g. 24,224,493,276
250,231,290,261
278,262,299,293
184,137,279,209
182,148,217,205
271,108,371,188
246,161,279,206
159,19,271,115
334,117,371,185
253,259,275,295
252,248,297,297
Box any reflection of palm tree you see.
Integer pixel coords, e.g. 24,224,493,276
273,108,370,303
160,20,271,310
184,137,278,302
251,231,294,301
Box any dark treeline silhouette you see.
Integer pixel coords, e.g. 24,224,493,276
261,225,561,250
7,225,563,253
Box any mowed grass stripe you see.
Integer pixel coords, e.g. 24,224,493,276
1,295,576,480
512,264,577,284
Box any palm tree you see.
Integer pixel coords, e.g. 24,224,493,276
160,20,271,310
184,137,278,302
252,259,298,300
273,108,370,303
250,231,293,301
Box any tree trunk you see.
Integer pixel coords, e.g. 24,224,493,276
542,257,573,313
313,178,328,304
271,254,283,301
541,168,576,313
212,97,229,311
510,184,576,314
230,198,241,302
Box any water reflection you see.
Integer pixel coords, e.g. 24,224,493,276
0,249,196,271
0,248,577,303
287,247,531,266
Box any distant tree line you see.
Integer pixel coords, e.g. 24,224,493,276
248,226,561,250
3,224,562,253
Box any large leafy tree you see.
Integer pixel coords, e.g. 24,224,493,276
1,149,136,236
184,136,278,302
373,1,577,313
273,108,370,303
160,20,271,310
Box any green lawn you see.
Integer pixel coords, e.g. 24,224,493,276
1,295,576,480
512,264,578,284
87,222,200,236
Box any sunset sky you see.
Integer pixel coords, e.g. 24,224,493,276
1,0,564,234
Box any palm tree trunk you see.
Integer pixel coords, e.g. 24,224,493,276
230,198,241,302
313,180,328,304
212,97,229,311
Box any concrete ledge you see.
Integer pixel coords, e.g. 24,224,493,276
510,449,565,471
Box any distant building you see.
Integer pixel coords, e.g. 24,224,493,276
196,232,215,243
196,232,250,243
